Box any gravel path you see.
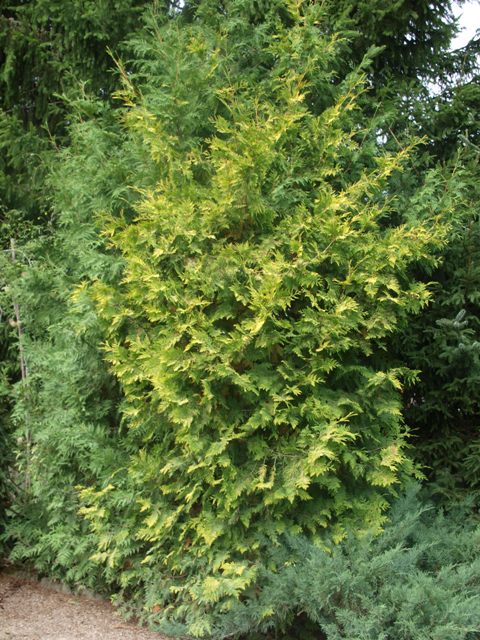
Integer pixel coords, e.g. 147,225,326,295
0,573,168,640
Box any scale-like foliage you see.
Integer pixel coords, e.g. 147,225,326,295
0,0,160,536
324,0,480,502
0,98,159,583
66,3,453,633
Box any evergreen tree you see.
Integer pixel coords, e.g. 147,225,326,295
0,0,160,536
2,96,159,583
59,3,453,634
398,152,480,499
0,0,155,232
2,0,478,635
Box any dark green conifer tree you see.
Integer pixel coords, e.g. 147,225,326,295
0,0,163,538
0,0,155,231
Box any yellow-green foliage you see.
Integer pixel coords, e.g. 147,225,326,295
76,2,449,634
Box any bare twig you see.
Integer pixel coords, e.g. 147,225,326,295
10,238,31,491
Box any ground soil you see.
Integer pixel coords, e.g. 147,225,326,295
0,572,168,640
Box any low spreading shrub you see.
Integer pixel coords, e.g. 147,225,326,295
169,487,479,640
